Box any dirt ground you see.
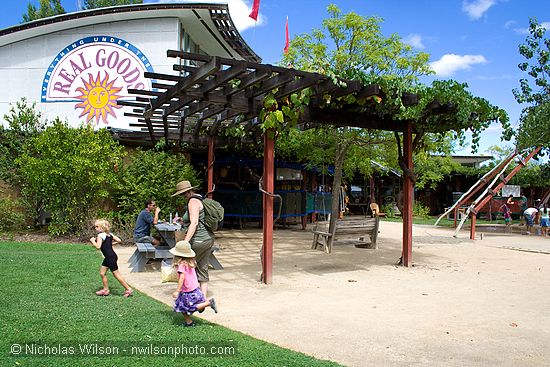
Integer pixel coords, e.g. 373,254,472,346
117,221,550,367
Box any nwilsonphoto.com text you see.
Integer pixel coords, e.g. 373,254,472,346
9,342,237,357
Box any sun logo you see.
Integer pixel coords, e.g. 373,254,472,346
75,72,123,125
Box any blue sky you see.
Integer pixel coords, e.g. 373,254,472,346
2,0,549,156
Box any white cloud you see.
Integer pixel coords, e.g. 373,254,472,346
513,21,550,35
152,0,265,32
430,54,488,77
462,0,497,20
225,0,266,32
504,20,516,29
403,34,425,49
513,27,529,35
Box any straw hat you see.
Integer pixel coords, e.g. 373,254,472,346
169,240,196,258
171,180,198,197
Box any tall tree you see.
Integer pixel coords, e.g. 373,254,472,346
22,0,65,23
280,5,433,225
513,18,550,153
82,0,142,10
276,5,510,229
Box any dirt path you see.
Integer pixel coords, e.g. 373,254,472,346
117,221,550,367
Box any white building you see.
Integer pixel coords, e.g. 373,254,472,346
0,3,259,128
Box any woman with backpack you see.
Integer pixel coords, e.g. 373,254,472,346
172,180,214,295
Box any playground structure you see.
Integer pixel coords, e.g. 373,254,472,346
435,146,544,239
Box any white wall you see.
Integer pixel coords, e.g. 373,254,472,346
0,17,180,129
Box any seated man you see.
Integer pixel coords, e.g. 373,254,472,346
133,198,161,245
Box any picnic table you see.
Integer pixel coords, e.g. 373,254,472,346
128,222,223,272
155,222,181,247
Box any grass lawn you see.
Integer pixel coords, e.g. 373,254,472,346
0,241,341,367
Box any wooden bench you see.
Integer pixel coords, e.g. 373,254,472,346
312,216,380,253
128,242,223,272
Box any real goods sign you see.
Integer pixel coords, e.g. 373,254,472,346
42,36,154,125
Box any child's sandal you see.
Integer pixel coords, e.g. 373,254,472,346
210,298,218,313
95,289,110,296
123,289,133,298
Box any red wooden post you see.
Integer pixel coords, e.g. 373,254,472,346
370,175,375,204
311,174,317,223
207,136,214,198
262,132,275,284
402,121,413,267
470,214,477,240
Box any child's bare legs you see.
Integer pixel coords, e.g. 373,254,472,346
99,266,109,291
182,313,193,325
196,300,210,312
200,281,208,296
112,270,132,291
196,298,218,313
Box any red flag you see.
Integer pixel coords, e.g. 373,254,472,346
249,0,260,21
284,16,289,54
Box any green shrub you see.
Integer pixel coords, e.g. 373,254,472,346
0,98,45,184
113,149,199,224
380,203,396,218
0,197,27,231
413,201,431,219
16,120,125,236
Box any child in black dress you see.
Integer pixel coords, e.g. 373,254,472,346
90,219,133,297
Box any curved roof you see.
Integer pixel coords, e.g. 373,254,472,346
0,2,260,63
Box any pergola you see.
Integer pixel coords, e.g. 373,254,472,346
121,51,438,283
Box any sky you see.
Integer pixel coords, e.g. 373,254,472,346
1,0,549,156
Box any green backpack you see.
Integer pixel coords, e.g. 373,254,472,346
191,195,224,231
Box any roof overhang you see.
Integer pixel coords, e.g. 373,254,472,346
0,2,260,62
451,155,493,165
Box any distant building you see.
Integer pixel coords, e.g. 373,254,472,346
449,155,492,168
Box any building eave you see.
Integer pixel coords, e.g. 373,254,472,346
0,2,260,62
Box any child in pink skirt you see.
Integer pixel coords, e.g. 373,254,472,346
170,240,217,327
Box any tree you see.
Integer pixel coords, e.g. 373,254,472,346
0,98,45,184
82,0,142,10
513,18,550,153
22,0,65,23
16,120,125,235
113,148,199,222
280,5,434,225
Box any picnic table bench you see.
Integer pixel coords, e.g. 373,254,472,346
312,216,380,253
128,242,224,272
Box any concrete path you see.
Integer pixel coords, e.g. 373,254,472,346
117,221,550,367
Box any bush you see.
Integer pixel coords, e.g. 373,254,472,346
0,197,27,232
113,149,199,224
17,120,125,236
0,98,45,184
380,203,396,218
413,201,431,219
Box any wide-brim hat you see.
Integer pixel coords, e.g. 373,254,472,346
169,240,195,258
172,180,198,197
